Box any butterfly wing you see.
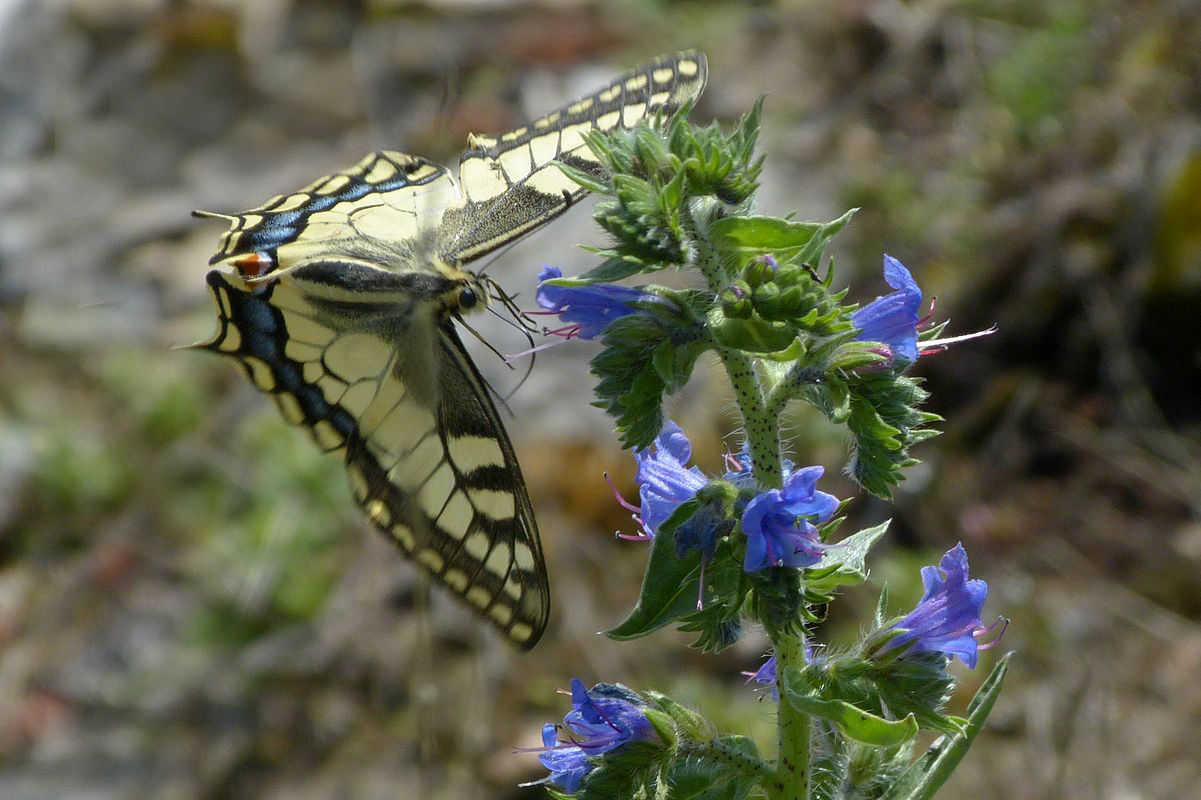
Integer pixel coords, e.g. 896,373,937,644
199,260,549,647
202,151,462,273
195,51,709,648
440,49,708,264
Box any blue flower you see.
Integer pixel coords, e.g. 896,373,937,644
609,420,708,541
636,420,708,537
532,679,658,793
750,656,777,685
536,266,655,340
881,543,989,668
851,255,923,362
743,641,820,702
741,466,840,572
744,655,779,701
536,723,591,793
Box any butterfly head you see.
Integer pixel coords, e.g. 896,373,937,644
442,268,491,321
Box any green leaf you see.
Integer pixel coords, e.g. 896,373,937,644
759,337,806,362
710,209,856,261
804,521,890,592
652,338,709,393
590,295,709,450
606,500,703,640
582,255,649,283
793,208,856,265
840,370,937,499
642,708,681,748
676,538,746,652
746,567,808,638
662,765,755,800
864,651,961,737
781,666,920,747
875,584,891,627
881,652,1013,800
557,160,611,194
713,734,761,764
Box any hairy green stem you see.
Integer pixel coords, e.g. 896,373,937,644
717,345,783,487
691,199,782,488
690,199,808,797
770,633,811,800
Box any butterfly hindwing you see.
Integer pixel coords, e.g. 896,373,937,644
200,268,549,646
196,51,709,648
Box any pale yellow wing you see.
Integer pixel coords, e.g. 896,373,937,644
440,49,708,264
199,264,549,647
201,151,461,275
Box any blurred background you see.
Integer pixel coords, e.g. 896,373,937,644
2,0,1200,798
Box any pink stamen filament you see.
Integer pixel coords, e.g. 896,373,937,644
617,528,653,542
545,323,583,339
604,472,639,514
974,616,1009,650
918,296,937,329
605,472,653,541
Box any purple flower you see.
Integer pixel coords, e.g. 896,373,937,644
610,420,707,540
536,266,654,340
750,656,777,685
532,679,658,793
744,655,779,701
535,724,591,793
741,466,840,572
851,255,923,362
742,640,820,702
881,544,989,668
636,420,708,536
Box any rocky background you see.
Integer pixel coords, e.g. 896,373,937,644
2,1,1200,798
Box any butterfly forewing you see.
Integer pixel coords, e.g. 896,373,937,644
204,152,460,272
195,51,707,648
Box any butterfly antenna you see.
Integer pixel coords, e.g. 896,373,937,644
484,275,539,332
456,315,515,373
486,303,538,402
455,319,518,418
479,277,539,402
509,340,537,403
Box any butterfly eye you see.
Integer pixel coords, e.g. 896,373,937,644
459,287,478,310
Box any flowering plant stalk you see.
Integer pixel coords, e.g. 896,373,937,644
525,99,1009,800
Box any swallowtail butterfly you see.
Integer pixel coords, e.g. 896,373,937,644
193,51,707,648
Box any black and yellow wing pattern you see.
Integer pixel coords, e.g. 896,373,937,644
194,51,707,648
